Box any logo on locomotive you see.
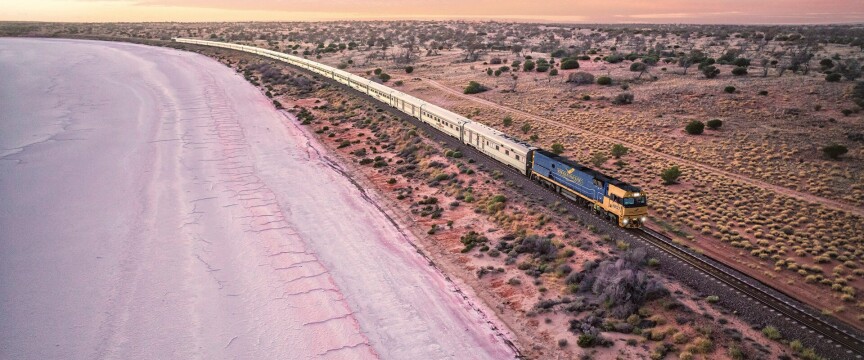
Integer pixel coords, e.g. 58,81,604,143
556,167,584,185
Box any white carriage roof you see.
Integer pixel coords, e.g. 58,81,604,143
464,121,535,149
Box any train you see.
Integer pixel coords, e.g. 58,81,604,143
173,38,649,228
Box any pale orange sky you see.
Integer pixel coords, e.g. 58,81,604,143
2,0,864,23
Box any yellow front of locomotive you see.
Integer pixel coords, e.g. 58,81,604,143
604,184,648,228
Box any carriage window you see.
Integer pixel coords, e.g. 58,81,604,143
505,150,510,155
516,155,520,160
496,145,500,150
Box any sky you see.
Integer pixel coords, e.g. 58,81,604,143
2,0,864,24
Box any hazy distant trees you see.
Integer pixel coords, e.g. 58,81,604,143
836,59,862,80
678,50,706,75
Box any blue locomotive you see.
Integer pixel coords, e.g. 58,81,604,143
530,150,647,228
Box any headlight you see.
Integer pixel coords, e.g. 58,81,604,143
641,216,648,222
633,192,641,197
623,219,629,224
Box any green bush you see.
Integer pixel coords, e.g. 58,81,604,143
724,86,736,93
378,73,391,82
823,144,848,159
629,62,647,72
702,65,720,78
404,66,414,74
611,144,629,158
661,166,681,185
762,325,781,340
597,76,612,85
523,60,535,71
604,54,624,63
502,116,513,127
826,73,842,82
706,119,723,130
551,143,565,154
577,334,597,348
561,58,580,69
731,66,748,76
464,81,488,94
612,92,634,105
685,120,705,135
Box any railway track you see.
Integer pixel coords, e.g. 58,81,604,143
201,44,864,359
635,227,864,359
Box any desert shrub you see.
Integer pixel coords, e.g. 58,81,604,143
612,92,634,105
853,81,864,107
502,116,513,127
521,123,532,133
837,59,862,80
561,58,580,70
577,333,597,348
461,231,489,253
685,120,705,135
762,325,782,340
732,57,750,67
724,86,736,93
464,81,488,94
731,66,748,76
822,144,848,159
378,73,391,82
536,63,549,72
629,62,647,72
516,235,557,261
551,143,565,154
577,249,667,318
758,90,769,96
702,65,720,78
706,295,719,303
604,54,625,63
611,144,629,158
489,57,502,65
597,76,612,85
567,71,594,85
374,68,382,75
826,73,842,82
661,166,682,185
404,65,414,73
558,338,568,348
706,119,723,130
790,339,804,352
523,60,535,71
549,69,559,76
591,152,608,167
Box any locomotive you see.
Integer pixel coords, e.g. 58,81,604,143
174,38,648,227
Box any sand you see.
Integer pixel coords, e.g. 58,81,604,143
0,38,515,359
